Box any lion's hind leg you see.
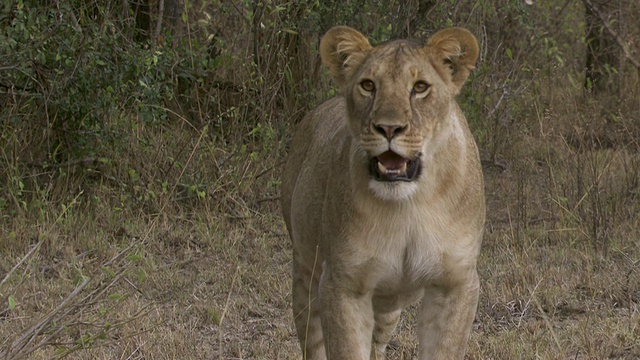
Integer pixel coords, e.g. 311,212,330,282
292,249,326,359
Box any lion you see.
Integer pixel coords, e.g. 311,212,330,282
280,25,485,359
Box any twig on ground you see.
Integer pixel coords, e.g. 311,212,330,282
0,238,44,289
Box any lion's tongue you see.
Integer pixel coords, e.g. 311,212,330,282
377,151,408,172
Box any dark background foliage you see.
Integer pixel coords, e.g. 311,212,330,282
1,0,639,358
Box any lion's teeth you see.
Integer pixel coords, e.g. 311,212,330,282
377,161,409,175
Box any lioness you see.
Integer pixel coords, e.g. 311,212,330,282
281,25,485,359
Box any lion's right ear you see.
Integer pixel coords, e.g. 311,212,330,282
320,26,372,88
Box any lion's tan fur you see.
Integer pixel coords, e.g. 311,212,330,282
281,26,485,359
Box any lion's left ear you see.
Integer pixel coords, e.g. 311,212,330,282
427,27,479,94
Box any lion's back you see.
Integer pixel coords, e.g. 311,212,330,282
280,97,351,234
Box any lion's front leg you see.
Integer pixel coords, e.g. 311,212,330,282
417,271,480,359
319,266,375,360
370,308,401,359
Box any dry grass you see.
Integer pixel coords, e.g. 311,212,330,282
2,1,640,359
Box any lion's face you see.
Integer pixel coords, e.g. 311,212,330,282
320,27,479,200
347,42,458,200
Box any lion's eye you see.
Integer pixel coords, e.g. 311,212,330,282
413,81,430,94
360,80,375,92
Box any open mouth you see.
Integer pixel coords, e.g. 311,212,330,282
369,151,421,182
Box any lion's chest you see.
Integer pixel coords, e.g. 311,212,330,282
372,233,444,295
336,207,451,295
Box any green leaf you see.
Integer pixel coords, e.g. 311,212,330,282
8,296,16,310
108,293,123,301
127,253,143,261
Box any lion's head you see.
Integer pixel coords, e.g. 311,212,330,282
319,27,479,200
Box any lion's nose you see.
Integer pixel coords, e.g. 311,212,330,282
374,124,407,140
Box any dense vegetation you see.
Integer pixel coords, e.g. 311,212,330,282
1,0,639,358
